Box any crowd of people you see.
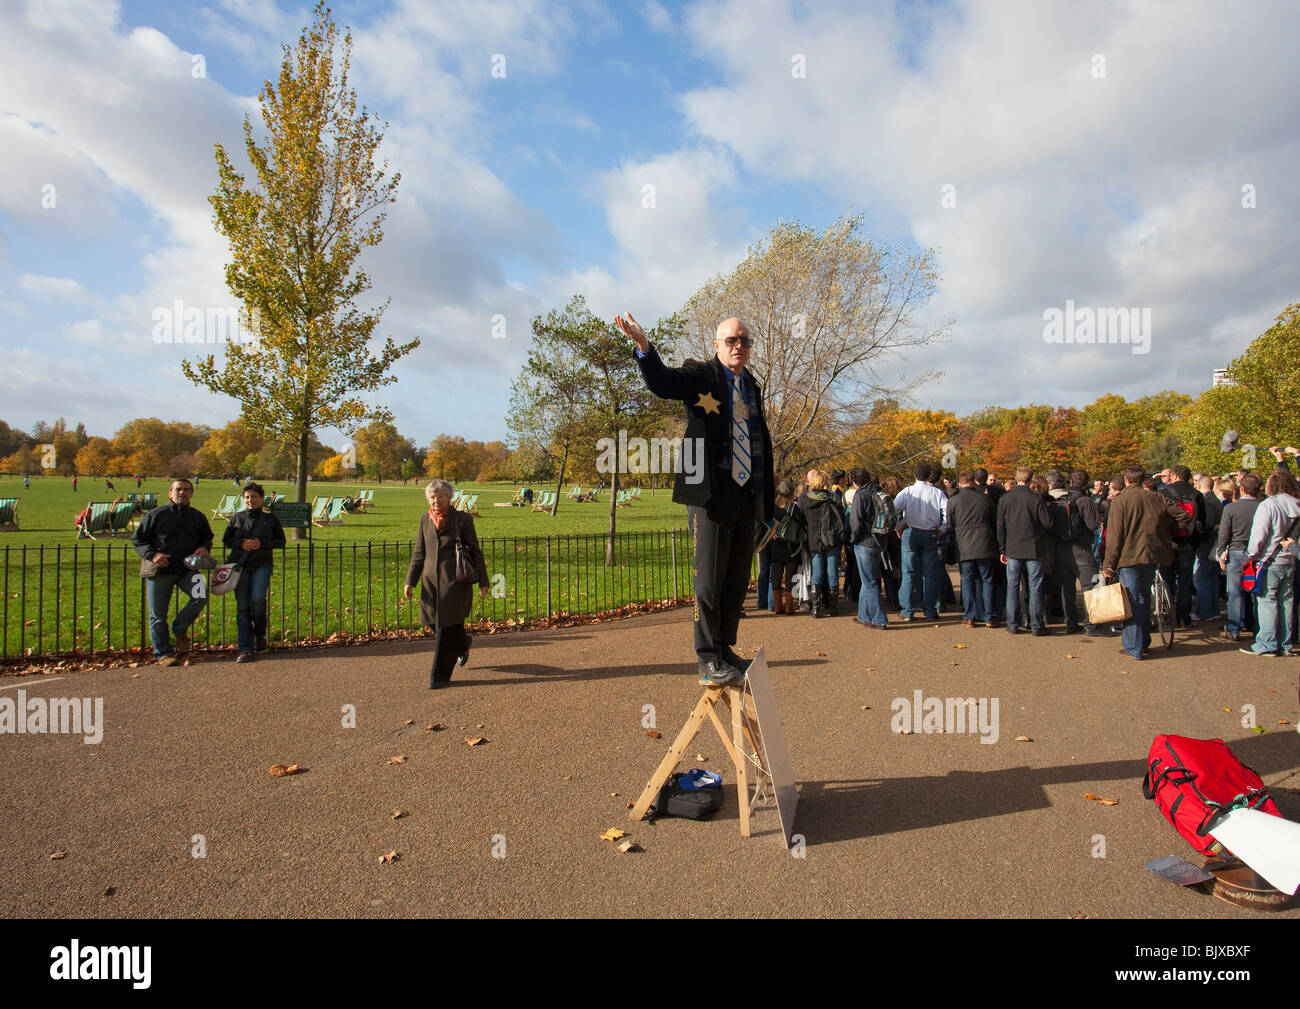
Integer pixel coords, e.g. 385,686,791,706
755,447,1300,660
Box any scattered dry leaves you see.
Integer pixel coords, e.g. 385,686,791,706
465,737,487,747
1279,719,1291,725
391,810,408,820
617,839,643,853
815,650,827,657
600,828,626,841
49,851,67,860
378,850,400,865
952,643,967,649
402,719,414,726
423,723,444,732
268,763,304,777
646,730,662,739
1084,793,1119,805
1015,735,1033,742
387,755,407,765
694,753,708,762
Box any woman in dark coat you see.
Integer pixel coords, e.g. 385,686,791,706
403,480,490,689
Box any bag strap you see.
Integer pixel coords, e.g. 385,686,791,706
1195,788,1271,837
1256,513,1300,572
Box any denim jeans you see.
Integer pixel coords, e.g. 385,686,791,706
1161,542,1196,624
810,547,839,593
959,558,995,623
1252,563,1295,655
1005,557,1045,632
1225,550,1257,636
1118,564,1154,659
147,569,208,657
234,563,273,653
899,527,940,618
1192,541,1220,620
854,543,888,626
756,545,773,610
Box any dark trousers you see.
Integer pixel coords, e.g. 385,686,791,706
430,623,469,686
1050,540,1081,628
1161,542,1196,624
688,480,757,662
756,545,773,610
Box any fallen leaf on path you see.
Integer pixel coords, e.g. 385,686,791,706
1015,736,1033,742
815,650,826,657
1223,707,1232,713
387,755,407,765
378,850,400,865
1084,793,1119,805
49,851,66,860
617,839,643,853
268,763,305,776
610,792,620,797
860,705,870,710
465,737,487,746
423,723,444,732
623,801,634,809
897,729,912,735
694,753,707,762
952,643,967,649
403,719,414,726
391,810,407,820
475,723,484,729
1252,727,1267,734
865,667,874,671
103,886,116,896
1065,654,1077,659
1279,719,1291,725
600,828,626,841
645,730,662,739
130,673,139,679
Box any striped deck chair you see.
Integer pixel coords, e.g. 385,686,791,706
326,497,346,525
211,494,237,519
310,496,331,525
140,493,158,510
461,493,480,516
108,501,136,536
76,502,113,539
0,497,18,532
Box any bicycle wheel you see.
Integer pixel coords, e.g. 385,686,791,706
1154,577,1175,649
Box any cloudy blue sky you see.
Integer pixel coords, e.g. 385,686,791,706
2,0,1298,449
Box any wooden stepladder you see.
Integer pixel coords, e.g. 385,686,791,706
629,680,769,837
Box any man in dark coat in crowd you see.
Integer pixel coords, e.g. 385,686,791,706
997,467,1054,635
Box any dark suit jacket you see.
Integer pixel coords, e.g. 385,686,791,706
405,508,489,629
997,484,1054,561
635,345,776,521
949,486,998,561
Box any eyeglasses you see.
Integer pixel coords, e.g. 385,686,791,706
720,336,753,349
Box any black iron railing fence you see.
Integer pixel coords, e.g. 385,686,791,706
0,529,696,660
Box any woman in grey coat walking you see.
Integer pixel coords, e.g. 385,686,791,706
404,480,490,688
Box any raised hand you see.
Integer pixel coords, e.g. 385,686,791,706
614,311,649,352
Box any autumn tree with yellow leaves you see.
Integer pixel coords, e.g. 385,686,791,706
183,3,417,534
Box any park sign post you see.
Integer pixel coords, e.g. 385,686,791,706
267,499,313,568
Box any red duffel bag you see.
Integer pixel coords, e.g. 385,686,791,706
1142,734,1281,856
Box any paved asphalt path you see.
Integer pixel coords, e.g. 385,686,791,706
2,598,1298,919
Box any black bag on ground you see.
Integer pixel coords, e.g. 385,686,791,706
653,771,725,820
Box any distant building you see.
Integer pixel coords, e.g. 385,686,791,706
1212,368,1232,388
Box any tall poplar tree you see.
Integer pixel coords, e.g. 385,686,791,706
183,3,417,534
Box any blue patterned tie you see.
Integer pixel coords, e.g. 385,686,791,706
731,375,751,486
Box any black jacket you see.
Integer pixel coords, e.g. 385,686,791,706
798,491,840,552
1159,481,1206,547
1064,487,1102,545
132,502,214,565
222,508,287,569
635,345,775,521
949,486,998,561
849,484,881,545
997,485,1054,560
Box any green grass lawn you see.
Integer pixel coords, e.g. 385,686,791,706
0,476,688,547
0,476,697,660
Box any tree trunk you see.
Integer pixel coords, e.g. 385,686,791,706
293,428,309,540
605,471,620,566
551,443,568,517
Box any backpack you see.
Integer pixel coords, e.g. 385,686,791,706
1048,497,1074,543
652,770,725,820
825,500,851,547
871,490,897,535
1142,735,1280,856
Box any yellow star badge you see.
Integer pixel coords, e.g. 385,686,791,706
695,391,722,415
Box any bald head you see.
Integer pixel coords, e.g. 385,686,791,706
713,317,752,375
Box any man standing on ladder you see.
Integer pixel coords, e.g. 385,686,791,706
616,311,775,687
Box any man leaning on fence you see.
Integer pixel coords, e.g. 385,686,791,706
132,478,215,666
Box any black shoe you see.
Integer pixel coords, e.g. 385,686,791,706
1007,626,1020,635
457,636,472,667
428,680,451,689
1084,626,1106,637
698,659,744,686
721,648,753,673
255,635,269,653
1064,625,1082,635
1031,627,1050,636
